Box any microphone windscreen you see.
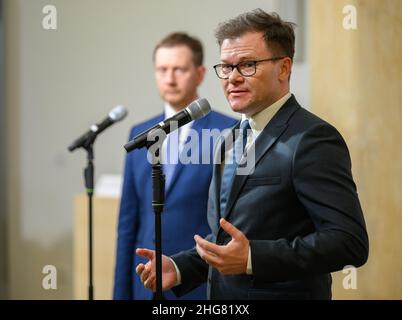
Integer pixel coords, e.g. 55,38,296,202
109,105,128,122
186,98,211,120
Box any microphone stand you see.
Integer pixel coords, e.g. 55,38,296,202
69,130,101,300
148,140,165,300
83,143,95,300
69,111,128,300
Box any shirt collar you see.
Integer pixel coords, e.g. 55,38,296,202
241,92,291,138
163,102,194,140
164,102,179,119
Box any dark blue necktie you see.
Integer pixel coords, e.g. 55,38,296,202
220,120,250,216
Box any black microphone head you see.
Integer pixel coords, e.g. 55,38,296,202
109,105,128,122
186,98,211,120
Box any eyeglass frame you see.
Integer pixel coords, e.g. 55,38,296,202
213,57,286,79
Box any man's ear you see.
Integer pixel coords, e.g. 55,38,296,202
279,57,292,82
196,65,206,85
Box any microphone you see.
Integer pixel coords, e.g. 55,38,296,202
124,98,211,152
68,105,128,152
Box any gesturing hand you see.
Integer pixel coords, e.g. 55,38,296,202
135,248,178,292
194,218,249,275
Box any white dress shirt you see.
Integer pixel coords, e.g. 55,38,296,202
161,102,193,161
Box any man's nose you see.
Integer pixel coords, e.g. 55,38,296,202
165,70,176,84
228,67,244,84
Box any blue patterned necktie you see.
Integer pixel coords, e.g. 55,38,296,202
220,120,251,216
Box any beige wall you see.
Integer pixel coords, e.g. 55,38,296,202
310,0,402,299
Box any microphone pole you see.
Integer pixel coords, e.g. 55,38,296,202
84,143,95,300
150,142,165,300
143,128,167,300
79,128,97,300
71,137,96,300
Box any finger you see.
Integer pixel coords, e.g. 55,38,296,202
194,234,221,256
140,264,152,283
136,248,155,261
195,241,204,259
136,263,145,276
148,273,156,289
144,277,154,290
146,272,157,292
196,242,221,267
220,218,243,240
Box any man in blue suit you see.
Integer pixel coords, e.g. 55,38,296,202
113,32,236,300
135,10,369,299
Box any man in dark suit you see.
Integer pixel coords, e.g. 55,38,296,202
135,9,369,299
113,32,236,300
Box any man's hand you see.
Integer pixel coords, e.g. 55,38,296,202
135,248,178,292
194,218,249,275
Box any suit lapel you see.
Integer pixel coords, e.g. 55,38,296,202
221,96,300,221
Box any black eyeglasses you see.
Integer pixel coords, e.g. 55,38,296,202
213,57,286,79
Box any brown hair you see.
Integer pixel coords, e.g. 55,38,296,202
153,32,204,66
215,9,296,60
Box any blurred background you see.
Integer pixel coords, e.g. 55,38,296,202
0,0,401,299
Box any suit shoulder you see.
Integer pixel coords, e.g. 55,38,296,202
291,106,347,145
128,114,163,139
293,106,341,133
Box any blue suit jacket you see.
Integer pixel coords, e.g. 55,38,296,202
171,95,369,299
113,110,237,300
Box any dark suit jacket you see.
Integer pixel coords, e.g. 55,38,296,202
172,95,369,300
113,111,237,300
